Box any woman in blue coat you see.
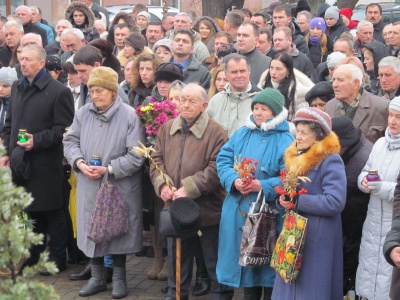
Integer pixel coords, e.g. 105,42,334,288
274,107,347,300
216,88,294,299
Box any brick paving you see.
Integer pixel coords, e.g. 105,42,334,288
32,254,245,300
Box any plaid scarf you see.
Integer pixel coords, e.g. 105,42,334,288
340,88,363,120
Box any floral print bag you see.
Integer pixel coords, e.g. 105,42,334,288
87,171,129,244
270,210,307,284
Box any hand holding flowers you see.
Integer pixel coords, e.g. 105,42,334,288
275,169,310,210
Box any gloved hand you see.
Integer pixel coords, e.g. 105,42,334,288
367,181,382,194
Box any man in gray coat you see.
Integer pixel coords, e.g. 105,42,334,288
325,64,389,144
72,45,128,109
236,22,271,85
168,29,211,90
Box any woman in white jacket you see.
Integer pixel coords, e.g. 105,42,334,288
356,97,400,300
258,52,313,121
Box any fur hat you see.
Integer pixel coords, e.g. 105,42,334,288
87,66,119,93
251,88,284,116
340,8,353,20
390,96,400,112
0,67,17,87
296,0,311,14
153,38,172,53
305,82,334,104
332,116,360,148
292,107,332,136
154,63,183,83
309,17,326,32
325,6,340,20
124,32,146,52
137,11,151,24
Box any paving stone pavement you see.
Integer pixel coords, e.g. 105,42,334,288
33,254,245,300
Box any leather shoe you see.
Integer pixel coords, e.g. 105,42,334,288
104,266,113,284
192,276,211,296
69,263,91,281
40,263,66,276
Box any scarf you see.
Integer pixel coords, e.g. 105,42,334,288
340,88,363,120
310,36,321,47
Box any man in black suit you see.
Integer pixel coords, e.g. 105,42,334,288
0,45,74,274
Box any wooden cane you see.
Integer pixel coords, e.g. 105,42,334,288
176,237,181,300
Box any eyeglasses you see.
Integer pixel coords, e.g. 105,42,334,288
89,87,106,97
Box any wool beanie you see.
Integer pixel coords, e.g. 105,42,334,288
153,38,172,53
292,107,332,136
124,32,146,52
138,11,151,24
325,6,340,20
46,55,62,71
251,88,284,116
296,0,311,14
340,8,353,20
87,66,119,93
309,17,326,32
305,81,334,104
0,67,17,87
154,62,184,83
390,96,400,112
326,51,346,68
332,116,360,147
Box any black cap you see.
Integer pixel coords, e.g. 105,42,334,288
46,55,62,71
154,62,184,83
170,197,200,237
305,81,334,104
332,116,360,148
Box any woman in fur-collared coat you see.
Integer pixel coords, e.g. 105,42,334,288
65,1,99,43
272,107,346,300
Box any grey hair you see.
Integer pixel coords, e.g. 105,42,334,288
176,12,193,24
3,20,23,33
57,19,73,29
94,20,106,30
345,64,363,83
378,56,400,74
16,5,31,16
183,83,208,103
224,53,250,74
357,20,373,31
297,11,312,21
21,33,42,46
23,44,46,61
61,28,85,40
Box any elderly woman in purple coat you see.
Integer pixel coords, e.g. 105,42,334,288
273,107,346,300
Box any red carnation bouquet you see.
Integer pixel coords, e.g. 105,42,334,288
136,98,179,145
275,170,310,210
234,155,258,186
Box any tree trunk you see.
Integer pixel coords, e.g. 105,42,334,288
203,0,245,20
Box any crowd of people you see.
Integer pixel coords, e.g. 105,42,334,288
1,1,400,299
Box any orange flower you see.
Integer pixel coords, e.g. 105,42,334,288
285,215,296,229
275,186,287,195
290,191,297,198
298,188,308,195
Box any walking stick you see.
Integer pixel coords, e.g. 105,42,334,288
132,141,181,300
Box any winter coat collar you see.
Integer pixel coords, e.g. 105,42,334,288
245,108,288,131
88,96,123,121
289,44,300,57
284,131,341,176
170,111,209,139
219,82,260,102
20,68,49,89
385,127,400,150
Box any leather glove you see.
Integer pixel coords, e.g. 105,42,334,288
367,181,382,194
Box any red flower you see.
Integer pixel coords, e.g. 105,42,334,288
298,188,308,195
275,186,287,195
290,191,297,198
278,249,285,264
285,215,296,230
287,203,295,210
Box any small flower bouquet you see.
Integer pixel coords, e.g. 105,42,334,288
233,155,258,186
135,98,179,145
275,170,310,210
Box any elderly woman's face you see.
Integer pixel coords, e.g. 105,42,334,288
253,103,274,127
388,109,400,136
296,123,317,150
89,86,114,111
168,89,182,111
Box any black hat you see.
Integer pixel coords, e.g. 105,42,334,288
305,81,335,104
170,197,200,237
296,0,311,14
154,62,183,83
217,44,236,59
46,55,62,71
332,117,360,148
10,146,31,181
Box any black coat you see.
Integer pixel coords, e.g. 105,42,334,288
2,70,74,211
23,21,48,47
326,17,349,43
340,133,373,291
0,45,12,67
307,37,333,69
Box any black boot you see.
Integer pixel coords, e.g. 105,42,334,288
69,263,91,281
192,253,210,296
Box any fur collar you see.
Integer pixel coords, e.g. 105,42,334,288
246,108,288,131
284,131,340,176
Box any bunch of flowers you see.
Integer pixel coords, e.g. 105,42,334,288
233,155,258,186
275,169,310,210
135,98,179,142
